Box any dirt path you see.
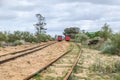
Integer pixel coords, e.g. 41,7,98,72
0,41,69,80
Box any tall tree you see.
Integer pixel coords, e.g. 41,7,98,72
63,27,80,39
34,14,47,35
100,23,112,40
34,14,47,43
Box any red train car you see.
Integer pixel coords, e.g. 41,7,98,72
57,36,62,41
65,36,70,41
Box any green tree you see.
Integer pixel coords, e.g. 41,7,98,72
86,31,100,39
111,33,120,55
101,33,120,55
0,32,7,41
100,23,112,41
13,31,23,40
7,34,18,42
63,27,80,39
34,14,47,35
75,33,89,43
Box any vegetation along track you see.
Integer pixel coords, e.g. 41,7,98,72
0,42,56,64
25,42,82,80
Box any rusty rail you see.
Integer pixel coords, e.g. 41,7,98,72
0,42,56,64
24,44,74,80
0,44,46,57
64,44,83,80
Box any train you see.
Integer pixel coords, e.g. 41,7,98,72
57,35,63,41
57,35,70,41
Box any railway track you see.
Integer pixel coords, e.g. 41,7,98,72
24,43,82,80
0,42,56,65
0,44,45,57
64,46,83,80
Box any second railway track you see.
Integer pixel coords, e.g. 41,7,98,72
25,42,82,80
0,42,56,64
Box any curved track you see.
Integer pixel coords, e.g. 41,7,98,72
64,44,83,80
0,42,56,65
24,43,82,80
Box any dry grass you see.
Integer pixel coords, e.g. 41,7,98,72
71,48,120,80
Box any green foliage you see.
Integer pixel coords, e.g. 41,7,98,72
101,44,116,54
36,33,53,42
0,30,53,47
34,74,42,80
114,60,120,72
101,33,120,55
75,33,89,43
63,27,80,39
0,32,8,41
34,14,47,35
111,33,120,54
113,75,120,80
20,32,37,43
7,33,20,42
100,39,116,54
73,65,79,73
100,23,112,41
69,74,78,80
13,40,24,46
86,31,100,39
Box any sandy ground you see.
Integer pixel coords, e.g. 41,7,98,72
0,42,51,56
0,41,69,80
0,44,38,55
34,43,80,80
72,48,120,80
0,42,50,61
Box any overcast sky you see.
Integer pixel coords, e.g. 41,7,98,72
0,0,120,36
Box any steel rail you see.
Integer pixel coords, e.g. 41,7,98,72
0,44,46,57
0,42,56,65
64,44,83,80
24,44,74,80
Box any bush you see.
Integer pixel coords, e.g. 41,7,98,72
36,34,53,42
100,33,120,55
111,33,120,55
13,40,24,46
0,32,8,42
113,75,120,80
75,33,89,43
101,44,116,55
114,60,120,72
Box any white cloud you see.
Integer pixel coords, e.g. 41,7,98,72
0,0,120,36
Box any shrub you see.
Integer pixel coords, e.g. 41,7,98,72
13,40,24,46
36,33,53,42
111,33,120,55
0,32,8,42
113,75,120,80
101,44,116,55
114,60,120,72
100,33,120,55
75,33,89,43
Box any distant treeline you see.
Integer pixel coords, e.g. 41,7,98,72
63,23,120,56
0,31,54,46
